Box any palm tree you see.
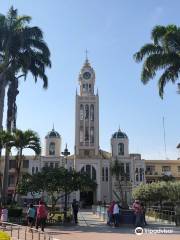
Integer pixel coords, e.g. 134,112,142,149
111,159,129,208
134,25,180,98
0,130,14,205
0,6,51,131
0,6,51,203
10,129,41,202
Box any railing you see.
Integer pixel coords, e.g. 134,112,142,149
92,205,108,221
0,222,60,240
146,207,175,224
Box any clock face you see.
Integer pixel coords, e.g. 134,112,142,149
83,71,91,79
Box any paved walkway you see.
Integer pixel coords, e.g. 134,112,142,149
45,211,180,240
2,211,180,239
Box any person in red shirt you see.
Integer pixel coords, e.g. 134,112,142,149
36,201,48,232
107,201,115,225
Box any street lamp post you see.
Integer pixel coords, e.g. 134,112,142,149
61,144,70,222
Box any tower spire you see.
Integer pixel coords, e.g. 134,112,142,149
85,49,88,61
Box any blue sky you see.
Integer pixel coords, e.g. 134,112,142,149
1,0,180,159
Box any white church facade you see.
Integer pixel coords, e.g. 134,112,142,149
3,59,145,205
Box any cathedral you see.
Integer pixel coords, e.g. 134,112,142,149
37,58,145,205
2,58,146,205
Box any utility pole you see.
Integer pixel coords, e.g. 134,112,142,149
61,144,70,222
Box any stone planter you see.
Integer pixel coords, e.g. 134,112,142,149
120,209,134,225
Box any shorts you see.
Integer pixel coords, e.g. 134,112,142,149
28,217,34,224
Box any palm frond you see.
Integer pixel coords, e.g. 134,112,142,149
134,43,163,62
151,25,167,44
158,64,180,98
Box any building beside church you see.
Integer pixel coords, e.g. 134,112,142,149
1,58,180,205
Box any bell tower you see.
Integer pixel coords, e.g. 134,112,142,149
75,58,99,158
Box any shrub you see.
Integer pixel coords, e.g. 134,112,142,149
8,208,23,217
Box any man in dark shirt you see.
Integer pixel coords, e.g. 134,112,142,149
72,199,79,224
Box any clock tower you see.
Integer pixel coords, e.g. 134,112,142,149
75,58,99,158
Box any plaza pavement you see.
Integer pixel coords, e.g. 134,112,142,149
44,210,180,240
2,210,180,240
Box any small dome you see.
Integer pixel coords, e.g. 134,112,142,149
112,128,128,139
46,127,60,138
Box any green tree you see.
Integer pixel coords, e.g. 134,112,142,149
134,25,180,98
0,6,51,204
133,181,174,208
10,129,41,202
18,167,97,218
111,159,130,208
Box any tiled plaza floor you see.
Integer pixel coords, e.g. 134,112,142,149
1,211,180,240
45,211,180,240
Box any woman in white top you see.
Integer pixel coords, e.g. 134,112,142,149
1,207,8,227
113,203,120,227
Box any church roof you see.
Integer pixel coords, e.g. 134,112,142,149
46,127,60,138
112,128,128,139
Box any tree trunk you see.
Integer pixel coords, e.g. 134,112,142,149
64,190,68,222
7,78,19,131
0,74,6,130
3,78,19,204
12,150,23,203
2,145,10,204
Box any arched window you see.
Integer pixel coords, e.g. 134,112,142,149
49,142,55,155
80,165,96,181
102,167,105,181
86,165,91,177
105,167,108,182
140,168,144,181
85,127,89,141
90,127,94,143
80,127,83,143
89,84,91,92
136,174,139,182
81,166,85,173
90,105,94,121
92,166,96,180
118,143,124,155
80,104,84,120
85,105,89,119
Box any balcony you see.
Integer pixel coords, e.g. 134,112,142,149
145,171,160,176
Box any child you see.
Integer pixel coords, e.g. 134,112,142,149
27,203,36,231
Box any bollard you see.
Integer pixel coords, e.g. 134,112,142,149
25,227,27,240
18,227,20,239
32,228,34,239
11,223,12,237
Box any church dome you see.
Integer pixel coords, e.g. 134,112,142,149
112,128,128,139
46,127,60,138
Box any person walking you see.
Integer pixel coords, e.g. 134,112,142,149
140,202,147,226
27,203,36,231
113,202,120,227
132,200,142,227
36,201,48,232
107,201,115,226
72,199,79,224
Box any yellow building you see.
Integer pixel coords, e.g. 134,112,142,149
145,160,180,183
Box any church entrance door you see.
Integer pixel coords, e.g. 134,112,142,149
80,191,94,207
